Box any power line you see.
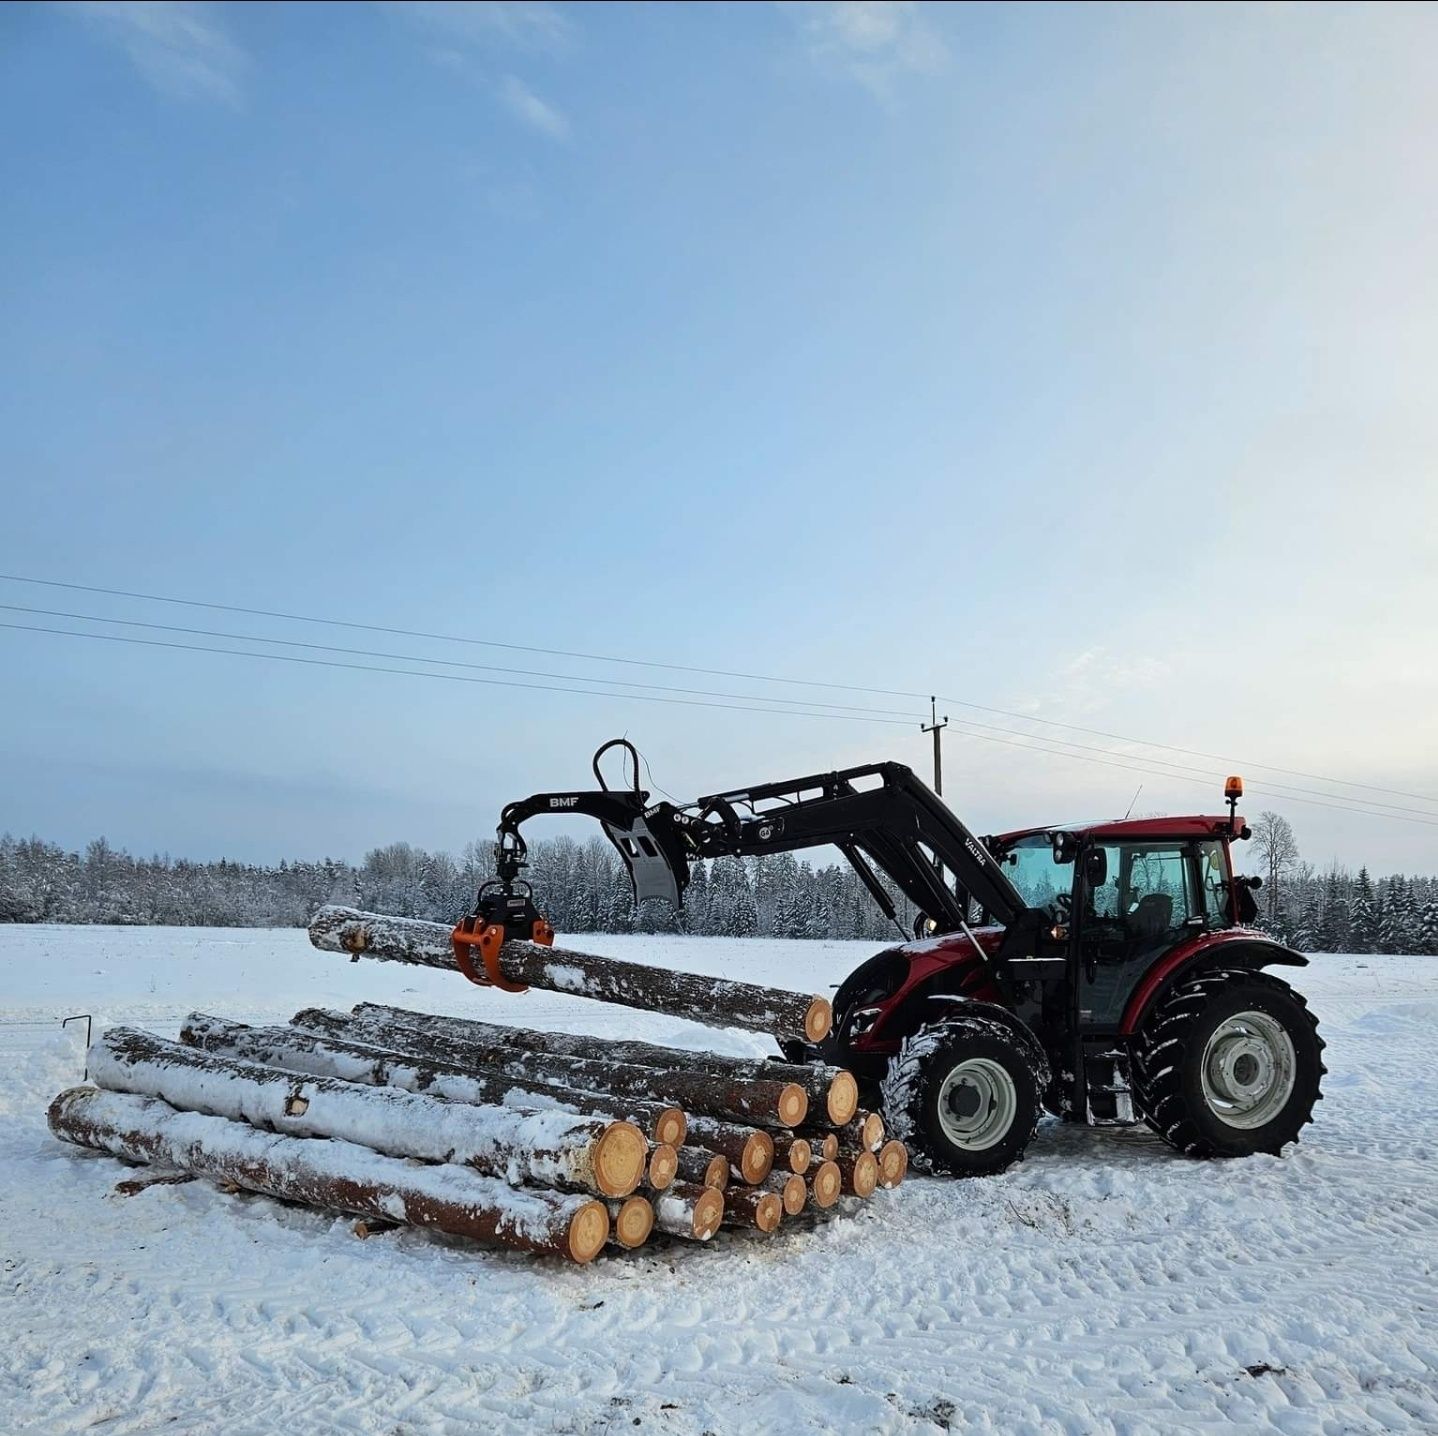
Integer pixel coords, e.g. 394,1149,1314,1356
2,571,1431,811
0,603,928,722
7,617,1438,830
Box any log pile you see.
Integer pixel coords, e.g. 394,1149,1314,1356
45,905,908,1264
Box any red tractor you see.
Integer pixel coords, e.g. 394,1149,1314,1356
488,741,1325,1177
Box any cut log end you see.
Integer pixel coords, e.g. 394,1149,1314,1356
818,1132,839,1162
700,1152,728,1189
692,1185,724,1240
861,1111,886,1151
803,996,834,1044
646,1142,678,1192
593,1121,647,1198
777,1083,809,1128
810,1160,841,1209
877,1140,908,1188
840,1150,880,1199
751,1192,782,1233
654,1107,687,1148
567,1201,611,1263
657,1182,725,1241
607,1195,655,1249
740,1130,775,1185
826,1072,859,1126
775,1172,806,1216
783,1137,811,1175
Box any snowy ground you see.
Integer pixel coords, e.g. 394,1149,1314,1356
2,927,1436,1435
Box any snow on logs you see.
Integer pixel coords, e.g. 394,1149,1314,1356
89,1026,647,1199
48,1086,610,1263
308,905,833,1044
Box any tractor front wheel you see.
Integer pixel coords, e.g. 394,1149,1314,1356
880,1015,1046,1177
1131,968,1324,1157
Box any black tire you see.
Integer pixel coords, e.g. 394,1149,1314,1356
1131,968,1324,1158
879,1015,1047,1177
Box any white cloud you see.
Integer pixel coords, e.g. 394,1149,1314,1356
382,1,572,54
497,73,570,140
785,1,948,95
70,1,246,105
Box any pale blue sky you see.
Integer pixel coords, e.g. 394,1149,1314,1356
3,2,1436,870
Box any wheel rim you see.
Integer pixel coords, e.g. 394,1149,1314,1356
1200,1010,1296,1130
935,1057,1018,1151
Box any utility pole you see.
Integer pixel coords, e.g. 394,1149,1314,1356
921,696,948,796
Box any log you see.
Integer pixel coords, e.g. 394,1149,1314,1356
354,1003,857,1124
876,1140,909,1189
765,1171,807,1217
770,1133,812,1175
310,906,832,1043
300,1008,807,1130
835,1149,879,1199
675,1146,729,1190
183,1013,686,1148
606,1195,655,1250
645,1142,677,1191
807,1159,841,1209
682,1113,773,1184
654,1181,724,1241
49,1086,609,1262
722,1184,782,1234
91,1026,646,1199
815,1132,839,1162
804,1110,883,1153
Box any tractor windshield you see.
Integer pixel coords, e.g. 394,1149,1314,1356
1003,835,1072,914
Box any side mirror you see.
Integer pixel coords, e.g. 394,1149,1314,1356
1084,847,1108,887
1051,831,1080,864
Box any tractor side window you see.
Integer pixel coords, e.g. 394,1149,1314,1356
1123,846,1196,940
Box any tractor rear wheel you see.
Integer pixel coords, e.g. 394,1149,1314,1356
880,1015,1046,1177
1131,968,1324,1157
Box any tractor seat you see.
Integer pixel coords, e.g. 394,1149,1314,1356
1127,893,1173,942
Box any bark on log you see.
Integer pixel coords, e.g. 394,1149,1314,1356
807,1160,841,1209
675,1146,729,1190
606,1195,655,1250
301,1008,807,1129
765,1171,807,1217
682,1113,773,1185
803,1111,883,1153
310,906,831,1043
354,1003,856,1123
835,1150,879,1198
182,1013,686,1148
654,1181,724,1241
876,1140,909,1189
722,1184,782,1234
49,1086,609,1262
91,1026,645,1199
645,1143,677,1191
770,1133,812,1175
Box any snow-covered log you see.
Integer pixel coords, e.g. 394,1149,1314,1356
682,1113,774,1184
770,1133,812,1175
354,1003,857,1123
835,1149,879,1199
181,1013,686,1148
605,1195,654,1250
308,906,833,1043
722,1184,782,1234
654,1181,724,1241
302,1007,808,1129
48,1087,609,1263
90,1027,646,1199
675,1146,728,1189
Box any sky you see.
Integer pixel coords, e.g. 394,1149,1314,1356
2,1,1436,875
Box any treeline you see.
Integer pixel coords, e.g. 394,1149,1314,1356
2,827,1435,953
0,833,915,941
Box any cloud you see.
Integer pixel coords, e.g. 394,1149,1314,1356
784,1,948,95
382,1,572,55
496,73,569,140
69,1,246,105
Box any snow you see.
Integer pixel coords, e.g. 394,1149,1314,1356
4,925,1438,1433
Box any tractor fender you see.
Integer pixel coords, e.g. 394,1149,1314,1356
919,996,1049,1082
1119,931,1308,1035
